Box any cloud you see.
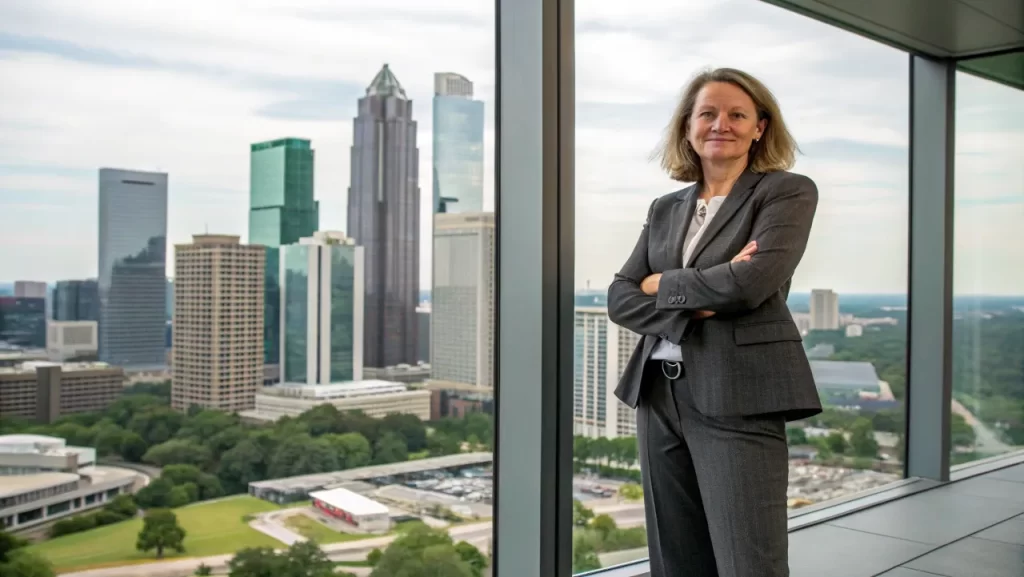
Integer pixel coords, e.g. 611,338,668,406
0,0,1019,296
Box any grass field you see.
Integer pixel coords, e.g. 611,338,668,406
282,513,376,545
29,496,282,573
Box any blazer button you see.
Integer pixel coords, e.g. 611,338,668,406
679,295,686,304
667,296,677,304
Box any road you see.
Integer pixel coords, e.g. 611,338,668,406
58,502,646,577
950,398,1014,454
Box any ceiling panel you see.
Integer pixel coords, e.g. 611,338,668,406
959,0,1024,34
959,50,1024,91
761,0,1024,58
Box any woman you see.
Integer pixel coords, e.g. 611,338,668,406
607,68,822,577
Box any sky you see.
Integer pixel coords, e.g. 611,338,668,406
0,0,1021,296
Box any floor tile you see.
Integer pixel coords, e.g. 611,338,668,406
990,464,1024,484
876,568,950,577
943,477,1024,504
974,515,1024,546
828,488,1024,545
906,537,1024,577
789,524,932,577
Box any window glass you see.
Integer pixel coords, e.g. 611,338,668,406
573,1,909,571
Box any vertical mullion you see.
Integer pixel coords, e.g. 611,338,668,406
906,54,955,481
494,0,575,576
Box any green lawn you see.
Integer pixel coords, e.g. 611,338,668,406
282,513,376,544
30,496,283,573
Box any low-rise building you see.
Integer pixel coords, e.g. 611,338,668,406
239,380,431,423
0,362,125,424
0,435,138,532
309,487,390,533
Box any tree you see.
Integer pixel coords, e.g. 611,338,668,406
590,514,617,537
825,431,848,454
0,549,55,577
370,524,474,577
119,431,149,462
128,406,185,446
573,499,595,527
618,483,643,501
142,439,212,468
135,477,174,509
105,494,139,519
372,431,409,465
849,417,880,458
366,548,383,566
950,413,977,448
380,413,428,452
136,509,186,559
194,564,212,576
571,538,602,574
786,427,808,445
453,541,488,577
218,439,267,494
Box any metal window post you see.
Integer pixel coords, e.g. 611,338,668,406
494,0,575,575
906,54,956,481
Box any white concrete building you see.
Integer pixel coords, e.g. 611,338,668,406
810,289,840,330
574,306,640,439
309,487,390,533
46,321,98,361
240,380,431,422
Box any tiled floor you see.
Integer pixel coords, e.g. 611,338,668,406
790,463,1024,577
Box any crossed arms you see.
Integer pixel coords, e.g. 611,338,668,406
607,173,818,343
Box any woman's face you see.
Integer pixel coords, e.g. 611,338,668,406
686,81,766,164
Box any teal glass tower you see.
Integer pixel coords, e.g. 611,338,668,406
249,137,318,366
280,232,364,385
432,72,485,214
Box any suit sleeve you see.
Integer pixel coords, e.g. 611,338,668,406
655,173,818,313
607,199,691,343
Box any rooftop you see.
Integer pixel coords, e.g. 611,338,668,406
250,452,492,493
809,360,881,390
309,487,389,517
250,138,310,152
366,63,407,100
265,380,411,399
0,361,119,375
0,472,79,499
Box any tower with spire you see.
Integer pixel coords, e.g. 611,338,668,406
347,64,420,369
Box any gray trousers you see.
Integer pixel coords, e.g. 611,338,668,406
637,361,790,577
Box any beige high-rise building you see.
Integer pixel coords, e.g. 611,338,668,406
431,212,495,388
171,235,265,413
810,289,840,331
574,306,641,439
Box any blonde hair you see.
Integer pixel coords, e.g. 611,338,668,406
654,67,798,183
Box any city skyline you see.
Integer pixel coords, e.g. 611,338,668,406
0,0,1022,296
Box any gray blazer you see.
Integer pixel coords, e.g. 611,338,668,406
608,169,822,422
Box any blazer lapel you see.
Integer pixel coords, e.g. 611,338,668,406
685,169,765,267
668,185,697,268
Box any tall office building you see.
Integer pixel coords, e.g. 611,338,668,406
0,297,46,348
171,235,265,413
249,138,318,366
432,73,485,214
53,280,99,322
431,213,495,388
14,282,48,299
348,64,420,368
574,306,641,439
280,231,364,386
810,288,841,331
97,168,168,368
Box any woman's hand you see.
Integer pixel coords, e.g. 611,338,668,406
640,273,662,295
732,240,758,263
643,241,757,317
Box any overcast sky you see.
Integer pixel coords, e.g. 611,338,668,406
0,0,1021,295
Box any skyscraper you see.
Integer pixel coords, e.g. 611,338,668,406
348,64,420,369
97,168,168,368
280,231,364,385
810,288,840,331
249,138,318,366
574,306,641,439
14,282,48,299
432,73,485,214
431,213,494,388
53,280,99,322
171,235,265,413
